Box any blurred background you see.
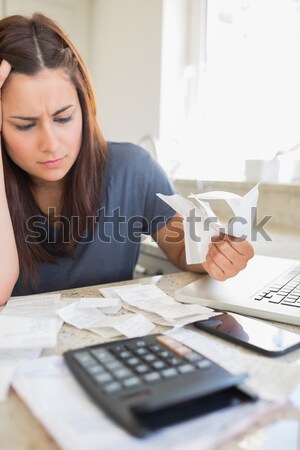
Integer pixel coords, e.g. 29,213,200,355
2,0,300,274
4,0,300,184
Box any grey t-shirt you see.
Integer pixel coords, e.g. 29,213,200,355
12,142,176,296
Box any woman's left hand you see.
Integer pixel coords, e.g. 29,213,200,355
203,234,254,281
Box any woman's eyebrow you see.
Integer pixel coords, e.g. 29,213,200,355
9,104,75,121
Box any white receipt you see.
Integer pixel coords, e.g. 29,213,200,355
157,183,259,264
114,284,168,302
2,293,63,317
12,356,281,450
56,301,155,338
1,294,74,333
56,301,106,329
111,284,216,325
89,327,122,339
0,348,41,402
78,298,121,314
0,316,58,349
99,284,142,299
101,314,155,338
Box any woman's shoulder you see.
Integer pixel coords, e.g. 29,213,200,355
107,141,152,168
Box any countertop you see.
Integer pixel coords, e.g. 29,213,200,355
1,271,300,450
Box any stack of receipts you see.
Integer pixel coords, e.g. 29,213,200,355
0,293,75,402
100,284,216,326
55,284,217,340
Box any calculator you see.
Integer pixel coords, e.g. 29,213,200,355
64,334,256,437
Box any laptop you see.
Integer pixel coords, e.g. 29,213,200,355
175,255,300,326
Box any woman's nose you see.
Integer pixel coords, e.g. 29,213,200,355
39,125,60,153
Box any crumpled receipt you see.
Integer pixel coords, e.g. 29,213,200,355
157,183,259,264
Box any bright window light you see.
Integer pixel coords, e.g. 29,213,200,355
160,0,300,182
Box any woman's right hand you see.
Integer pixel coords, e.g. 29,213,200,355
0,59,12,131
0,59,19,304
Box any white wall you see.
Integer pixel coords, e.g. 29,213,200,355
2,0,91,66
90,0,163,144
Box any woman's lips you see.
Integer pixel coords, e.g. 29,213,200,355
39,157,65,168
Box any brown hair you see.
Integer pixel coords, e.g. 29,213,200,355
0,13,107,285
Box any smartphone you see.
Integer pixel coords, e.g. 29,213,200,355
193,312,300,356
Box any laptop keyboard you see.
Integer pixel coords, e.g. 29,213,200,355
253,266,300,308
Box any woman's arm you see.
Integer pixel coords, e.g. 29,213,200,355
152,213,254,281
0,61,19,304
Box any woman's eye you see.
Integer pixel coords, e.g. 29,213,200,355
55,116,73,124
15,123,35,131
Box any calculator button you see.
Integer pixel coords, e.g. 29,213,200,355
161,368,178,378
94,372,113,384
134,348,147,356
118,351,132,359
105,361,124,371
143,354,156,363
103,382,122,394
127,340,147,349
178,364,195,374
86,365,106,375
123,377,142,388
114,368,133,380
74,352,97,367
156,336,191,356
185,352,203,363
91,349,114,363
152,361,166,370
159,350,170,359
197,360,212,369
135,364,149,374
112,345,124,352
149,344,162,352
168,357,183,366
127,357,139,366
143,372,161,383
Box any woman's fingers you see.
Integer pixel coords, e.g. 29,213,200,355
0,60,12,130
0,60,12,88
203,234,254,281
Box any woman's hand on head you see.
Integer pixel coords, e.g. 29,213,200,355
0,60,12,131
203,233,254,281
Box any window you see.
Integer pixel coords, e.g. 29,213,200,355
160,0,300,182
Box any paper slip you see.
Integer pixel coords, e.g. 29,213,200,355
78,297,121,314
170,328,300,402
114,284,168,302
95,314,155,338
12,356,281,450
2,293,62,317
1,293,76,330
99,283,142,299
123,303,216,328
290,383,300,411
89,327,122,339
88,314,154,338
56,302,154,338
56,301,107,329
110,284,216,325
0,316,58,349
123,299,216,325
157,184,259,264
121,296,214,320
0,348,41,402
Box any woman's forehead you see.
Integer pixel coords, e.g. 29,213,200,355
2,68,78,113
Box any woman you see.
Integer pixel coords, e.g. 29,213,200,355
0,13,253,303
